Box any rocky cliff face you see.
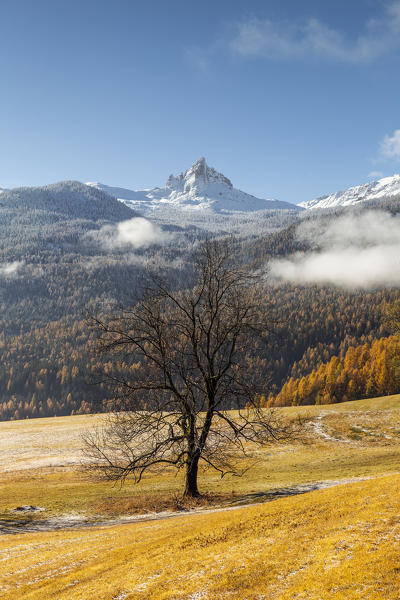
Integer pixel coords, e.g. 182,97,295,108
166,158,233,195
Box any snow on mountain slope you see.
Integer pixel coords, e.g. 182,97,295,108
87,158,300,214
84,183,147,203
0,181,136,222
300,174,400,210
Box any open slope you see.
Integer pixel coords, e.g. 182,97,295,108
1,395,400,598
1,394,400,523
1,475,399,599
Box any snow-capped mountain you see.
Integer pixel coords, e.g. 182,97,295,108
87,157,300,214
300,174,400,210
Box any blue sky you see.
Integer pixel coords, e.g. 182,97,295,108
1,0,400,204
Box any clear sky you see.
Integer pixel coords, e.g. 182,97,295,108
1,0,400,204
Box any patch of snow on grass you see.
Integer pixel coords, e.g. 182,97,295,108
309,412,351,443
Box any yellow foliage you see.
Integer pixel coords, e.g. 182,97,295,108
270,336,400,406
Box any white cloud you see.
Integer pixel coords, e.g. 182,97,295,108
116,218,171,248
271,246,400,288
0,261,24,277
270,211,400,289
229,2,400,63
89,217,173,250
368,170,384,179
380,129,400,160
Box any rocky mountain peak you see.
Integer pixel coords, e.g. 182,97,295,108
166,157,233,192
88,158,300,213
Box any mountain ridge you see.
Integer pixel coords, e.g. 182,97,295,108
87,157,301,214
0,180,135,222
299,174,400,210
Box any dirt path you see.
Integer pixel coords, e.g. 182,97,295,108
308,412,352,443
0,476,374,535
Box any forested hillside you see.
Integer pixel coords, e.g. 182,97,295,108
0,181,134,223
268,336,400,407
1,285,398,420
2,182,400,420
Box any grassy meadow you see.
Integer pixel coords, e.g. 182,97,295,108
1,395,400,519
1,394,400,598
1,474,400,599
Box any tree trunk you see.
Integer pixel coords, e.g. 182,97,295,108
183,453,200,497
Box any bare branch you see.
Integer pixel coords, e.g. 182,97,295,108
85,238,294,497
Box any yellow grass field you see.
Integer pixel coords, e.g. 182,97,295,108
1,474,400,599
1,394,400,519
1,394,400,598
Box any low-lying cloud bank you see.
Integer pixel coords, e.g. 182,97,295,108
0,261,24,277
89,217,173,250
270,211,400,289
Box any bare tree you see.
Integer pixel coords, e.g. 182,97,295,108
85,239,290,497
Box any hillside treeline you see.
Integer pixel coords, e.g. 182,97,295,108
268,336,400,407
0,286,398,420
